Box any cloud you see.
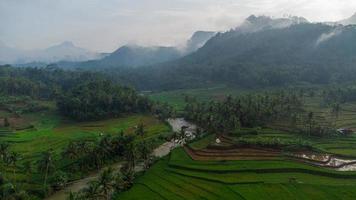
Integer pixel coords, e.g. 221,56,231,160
316,28,343,46
1,0,356,52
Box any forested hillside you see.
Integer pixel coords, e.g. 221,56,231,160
106,17,356,91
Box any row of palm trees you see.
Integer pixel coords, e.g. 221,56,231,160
183,91,340,137
67,165,135,200
61,126,153,173
184,92,304,134
0,122,155,199
66,123,156,200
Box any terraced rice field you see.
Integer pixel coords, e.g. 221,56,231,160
230,128,356,157
118,148,356,200
304,97,356,130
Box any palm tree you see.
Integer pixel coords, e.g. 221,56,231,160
7,151,20,184
98,135,114,160
125,142,136,172
137,141,152,169
331,103,341,127
195,127,202,139
179,126,188,145
62,142,79,160
91,145,105,170
114,170,132,192
307,112,314,136
0,142,9,162
98,167,115,200
37,150,55,192
4,117,10,127
81,181,102,200
67,191,81,200
22,160,33,184
135,122,145,138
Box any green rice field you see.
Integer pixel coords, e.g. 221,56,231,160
0,107,171,196
118,147,356,200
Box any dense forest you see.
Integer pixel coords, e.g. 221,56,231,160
0,65,160,121
57,80,151,121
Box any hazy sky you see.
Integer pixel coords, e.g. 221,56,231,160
1,0,356,52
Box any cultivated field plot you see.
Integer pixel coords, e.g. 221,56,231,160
3,113,169,158
0,110,171,194
148,85,246,110
118,130,356,200
119,148,356,200
228,128,356,157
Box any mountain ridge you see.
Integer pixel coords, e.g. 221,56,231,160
55,31,215,69
113,15,356,90
0,41,101,64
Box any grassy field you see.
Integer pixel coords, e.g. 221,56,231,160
148,85,246,111
0,105,171,197
3,113,170,159
118,147,356,200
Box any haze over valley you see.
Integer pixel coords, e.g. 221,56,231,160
3,1,356,200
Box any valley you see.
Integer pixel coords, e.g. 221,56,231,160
3,3,356,199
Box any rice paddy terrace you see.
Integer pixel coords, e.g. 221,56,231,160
118,130,356,200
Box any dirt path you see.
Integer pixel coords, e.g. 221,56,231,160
46,118,196,200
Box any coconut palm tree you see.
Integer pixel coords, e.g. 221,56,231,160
7,151,20,184
67,191,81,200
62,142,79,160
22,160,33,184
98,135,114,160
135,122,145,138
91,144,106,170
137,141,152,169
81,181,102,200
0,142,9,162
4,117,10,127
37,150,55,192
125,141,137,172
98,167,115,200
331,103,341,127
179,126,188,144
118,163,134,191
307,112,314,136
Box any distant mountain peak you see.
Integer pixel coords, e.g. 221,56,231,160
60,41,75,47
184,31,216,53
190,31,215,40
237,15,309,33
246,15,258,22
